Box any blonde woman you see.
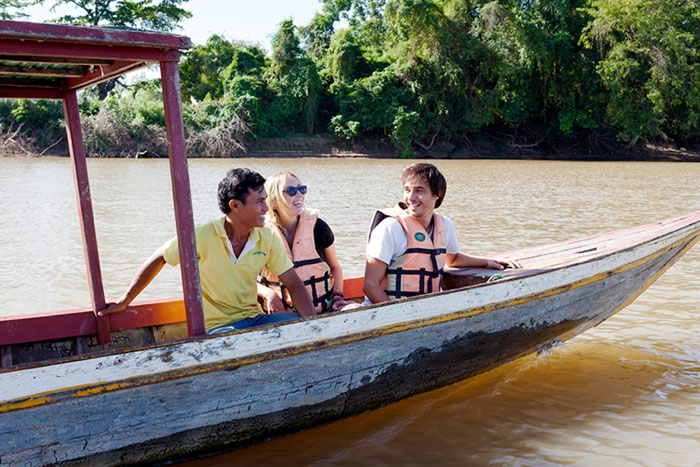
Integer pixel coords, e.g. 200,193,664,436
259,172,356,313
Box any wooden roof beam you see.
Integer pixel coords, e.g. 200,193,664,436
0,39,180,63
66,60,149,90
0,87,62,99
0,55,113,66
0,76,60,89
0,64,85,78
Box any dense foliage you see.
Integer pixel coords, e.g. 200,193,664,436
1,0,699,157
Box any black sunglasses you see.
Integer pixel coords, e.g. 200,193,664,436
284,185,307,196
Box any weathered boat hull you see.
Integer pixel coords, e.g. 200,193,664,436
1,213,699,466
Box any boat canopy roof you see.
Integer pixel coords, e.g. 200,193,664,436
0,20,205,345
0,20,192,99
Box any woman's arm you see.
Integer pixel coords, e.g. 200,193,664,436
278,268,315,317
324,244,344,295
324,243,357,310
257,282,287,313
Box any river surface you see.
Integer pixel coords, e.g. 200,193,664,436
1,157,700,465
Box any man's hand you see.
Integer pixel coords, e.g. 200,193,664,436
97,300,128,317
485,257,522,270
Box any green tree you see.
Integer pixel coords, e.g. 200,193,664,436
45,0,191,30
268,20,322,135
179,35,258,102
582,0,700,144
0,0,32,19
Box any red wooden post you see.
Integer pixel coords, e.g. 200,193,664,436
61,84,111,345
160,59,206,337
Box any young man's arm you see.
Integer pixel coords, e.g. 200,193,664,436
99,246,167,316
363,257,391,304
277,268,316,317
446,252,521,269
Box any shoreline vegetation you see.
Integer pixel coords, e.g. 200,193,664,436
1,0,699,163
1,134,698,162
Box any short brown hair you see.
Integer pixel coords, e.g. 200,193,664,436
401,163,447,208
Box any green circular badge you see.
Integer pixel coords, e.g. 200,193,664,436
414,232,426,242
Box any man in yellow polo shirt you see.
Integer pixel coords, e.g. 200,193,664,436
101,168,314,333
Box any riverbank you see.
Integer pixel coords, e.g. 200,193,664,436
243,136,700,162
2,134,699,161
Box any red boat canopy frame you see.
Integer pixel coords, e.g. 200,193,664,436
0,20,205,344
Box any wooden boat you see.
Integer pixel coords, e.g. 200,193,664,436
2,18,700,467
2,211,699,465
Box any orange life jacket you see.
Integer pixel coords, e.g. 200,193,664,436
368,204,447,299
260,209,333,313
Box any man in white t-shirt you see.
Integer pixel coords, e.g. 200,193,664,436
363,163,520,304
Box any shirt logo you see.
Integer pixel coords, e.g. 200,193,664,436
252,251,266,256
414,232,426,242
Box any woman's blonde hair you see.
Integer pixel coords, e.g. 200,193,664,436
265,172,302,236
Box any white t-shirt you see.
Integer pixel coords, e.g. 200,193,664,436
366,215,460,266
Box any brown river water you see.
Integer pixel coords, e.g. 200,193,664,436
1,157,700,465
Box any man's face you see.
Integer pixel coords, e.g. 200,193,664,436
231,186,268,228
403,176,439,219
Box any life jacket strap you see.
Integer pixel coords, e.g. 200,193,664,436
293,257,324,268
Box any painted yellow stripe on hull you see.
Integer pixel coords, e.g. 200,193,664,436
2,232,698,414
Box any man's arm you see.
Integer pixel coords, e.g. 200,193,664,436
446,252,521,269
277,268,315,317
363,256,391,304
99,246,167,316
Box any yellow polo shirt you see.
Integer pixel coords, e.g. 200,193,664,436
162,216,293,331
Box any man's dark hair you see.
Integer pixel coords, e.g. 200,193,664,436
401,163,447,208
218,168,266,213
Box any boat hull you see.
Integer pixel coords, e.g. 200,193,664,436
1,217,699,466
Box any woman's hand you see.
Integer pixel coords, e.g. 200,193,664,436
331,298,354,312
265,292,287,313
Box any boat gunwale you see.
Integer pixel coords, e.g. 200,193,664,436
2,222,698,414
1,212,699,375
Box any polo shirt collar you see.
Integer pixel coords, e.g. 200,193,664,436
213,215,261,263
213,215,262,242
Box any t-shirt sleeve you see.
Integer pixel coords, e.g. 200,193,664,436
314,218,335,262
266,231,294,276
443,216,460,254
366,217,405,265
314,218,335,250
161,236,180,266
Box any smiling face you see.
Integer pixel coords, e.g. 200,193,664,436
230,185,268,228
403,175,439,222
280,174,305,217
